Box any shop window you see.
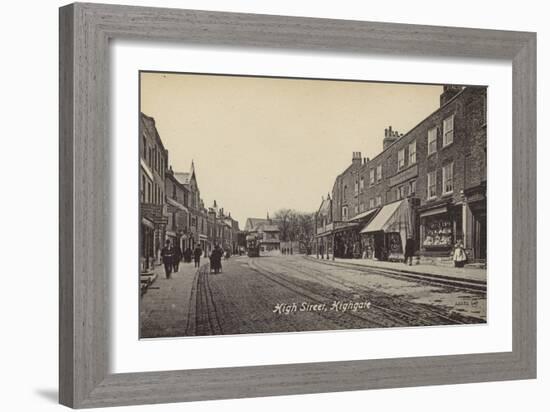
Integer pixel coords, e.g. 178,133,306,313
376,165,382,182
423,216,453,248
443,115,454,147
428,127,437,155
442,162,454,194
427,170,437,199
409,140,416,165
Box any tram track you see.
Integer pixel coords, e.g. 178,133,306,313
304,256,487,293
267,258,479,325
252,257,481,326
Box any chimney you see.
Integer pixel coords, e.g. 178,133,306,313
352,151,362,166
440,85,463,106
383,125,401,150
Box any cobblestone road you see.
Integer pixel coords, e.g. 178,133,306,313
140,255,486,338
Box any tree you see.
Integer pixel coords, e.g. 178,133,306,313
273,209,315,249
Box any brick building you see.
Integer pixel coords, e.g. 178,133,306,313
139,113,169,270
315,85,487,264
140,112,241,266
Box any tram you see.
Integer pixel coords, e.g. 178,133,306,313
246,234,260,257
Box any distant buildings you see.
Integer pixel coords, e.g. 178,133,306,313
244,215,281,256
139,112,241,271
315,85,487,264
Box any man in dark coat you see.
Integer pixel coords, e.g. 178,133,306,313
193,245,203,268
184,247,192,263
172,242,182,272
160,239,174,279
404,235,415,266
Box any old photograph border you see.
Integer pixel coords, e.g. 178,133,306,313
137,70,488,340
59,3,536,408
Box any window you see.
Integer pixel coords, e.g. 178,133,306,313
399,185,408,199
376,195,382,207
140,176,145,202
142,136,147,159
354,180,359,195
443,115,454,147
354,205,358,215
369,169,375,185
342,206,348,221
409,179,416,195
409,140,416,165
147,182,152,203
359,203,365,212
343,185,347,200
428,127,437,155
376,165,382,182
360,177,364,192
172,183,177,200
398,148,405,170
369,198,375,209
442,162,454,194
427,170,437,199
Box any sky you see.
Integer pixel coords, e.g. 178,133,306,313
140,72,442,227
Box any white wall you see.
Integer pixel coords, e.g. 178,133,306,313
1,0,546,411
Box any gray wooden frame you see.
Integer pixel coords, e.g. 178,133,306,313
59,2,536,408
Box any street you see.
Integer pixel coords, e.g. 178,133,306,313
140,255,486,338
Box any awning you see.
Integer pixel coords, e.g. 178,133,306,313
360,200,412,252
419,206,447,218
349,208,378,222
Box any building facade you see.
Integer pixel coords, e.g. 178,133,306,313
315,86,487,264
140,112,241,269
244,216,281,256
139,113,169,271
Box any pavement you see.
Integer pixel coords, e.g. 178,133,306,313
308,255,487,284
139,261,204,338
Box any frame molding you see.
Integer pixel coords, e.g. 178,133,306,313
59,2,536,408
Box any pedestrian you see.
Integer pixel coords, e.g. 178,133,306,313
160,239,174,279
210,244,223,274
193,245,203,268
173,242,182,272
453,240,467,268
184,247,192,263
404,235,415,266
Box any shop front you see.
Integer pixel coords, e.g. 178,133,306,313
360,199,413,261
463,184,487,261
140,217,155,271
418,202,462,258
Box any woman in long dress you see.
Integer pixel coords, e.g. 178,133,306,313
453,240,467,268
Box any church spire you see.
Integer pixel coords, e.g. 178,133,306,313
190,159,195,175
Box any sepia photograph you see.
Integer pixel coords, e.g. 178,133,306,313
138,71,487,339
